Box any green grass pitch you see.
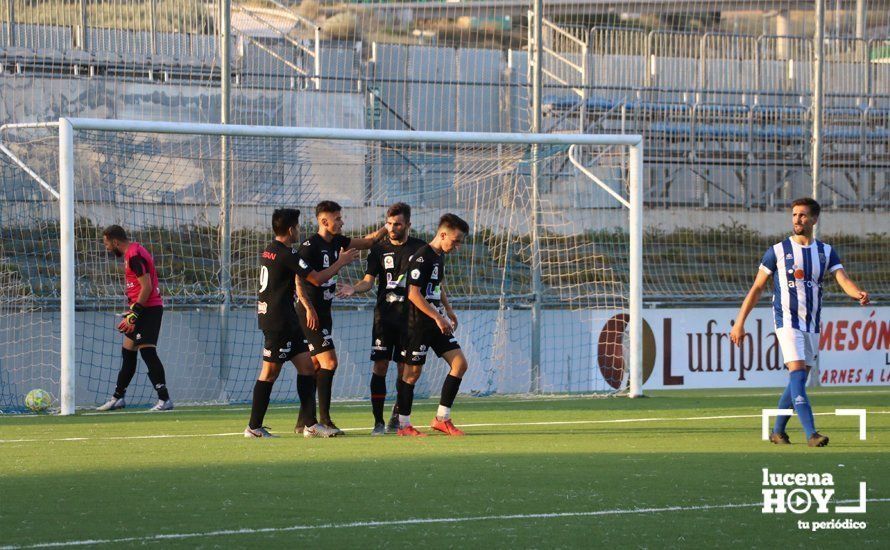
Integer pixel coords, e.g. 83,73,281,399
1,388,887,548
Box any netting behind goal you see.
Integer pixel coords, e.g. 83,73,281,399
0,123,638,412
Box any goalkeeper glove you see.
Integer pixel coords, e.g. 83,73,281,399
117,303,144,334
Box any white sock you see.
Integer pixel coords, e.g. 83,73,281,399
398,414,411,427
437,405,451,420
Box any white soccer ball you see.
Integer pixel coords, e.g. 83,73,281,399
25,389,53,412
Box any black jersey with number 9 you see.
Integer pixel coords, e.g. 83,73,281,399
258,240,311,332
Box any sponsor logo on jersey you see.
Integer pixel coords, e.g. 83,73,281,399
786,253,793,260
426,283,441,300
415,257,424,263
385,273,395,289
262,251,277,260
257,301,268,314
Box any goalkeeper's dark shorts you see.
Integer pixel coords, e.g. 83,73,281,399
125,306,163,347
262,327,309,364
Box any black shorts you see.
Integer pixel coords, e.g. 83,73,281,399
297,306,334,357
125,306,163,346
371,309,404,363
262,328,309,364
399,325,461,366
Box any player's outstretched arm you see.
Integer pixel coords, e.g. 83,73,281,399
730,269,771,346
338,274,375,298
440,288,458,330
408,285,452,335
834,269,870,305
305,247,359,287
347,226,387,250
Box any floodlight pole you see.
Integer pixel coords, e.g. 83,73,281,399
812,0,824,222
219,0,233,386
811,0,825,387
6,0,15,47
529,0,544,394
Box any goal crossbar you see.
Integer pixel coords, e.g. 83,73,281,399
55,117,644,414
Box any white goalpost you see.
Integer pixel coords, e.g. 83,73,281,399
7,117,643,414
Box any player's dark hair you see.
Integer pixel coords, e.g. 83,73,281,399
102,225,128,242
791,197,821,218
315,200,342,217
438,213,470,234
386,202,411,222
272,208,301,236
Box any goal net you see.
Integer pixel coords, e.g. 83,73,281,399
0,119,642,414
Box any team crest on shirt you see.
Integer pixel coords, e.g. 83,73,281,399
431,265,439,280
411,269,420,279
323,254,330,268
384,255,395,270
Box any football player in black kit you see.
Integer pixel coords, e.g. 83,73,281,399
296,201,387,435
247,208,348,438
396,213,470,437
338,203,426,435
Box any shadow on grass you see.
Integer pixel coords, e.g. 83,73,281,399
1,450,887,548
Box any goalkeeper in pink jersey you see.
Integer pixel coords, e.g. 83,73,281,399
96,225,173,412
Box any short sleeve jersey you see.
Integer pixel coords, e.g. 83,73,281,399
124,242,163,307
759,237,843,333
405,244,445,330
296,233,352,312
366,236,426,314
258,239,312,332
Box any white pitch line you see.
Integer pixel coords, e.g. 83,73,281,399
9,388,888,419
3,498,888,549
1,410,888,444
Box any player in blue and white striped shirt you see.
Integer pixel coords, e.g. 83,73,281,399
731,198,870,447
